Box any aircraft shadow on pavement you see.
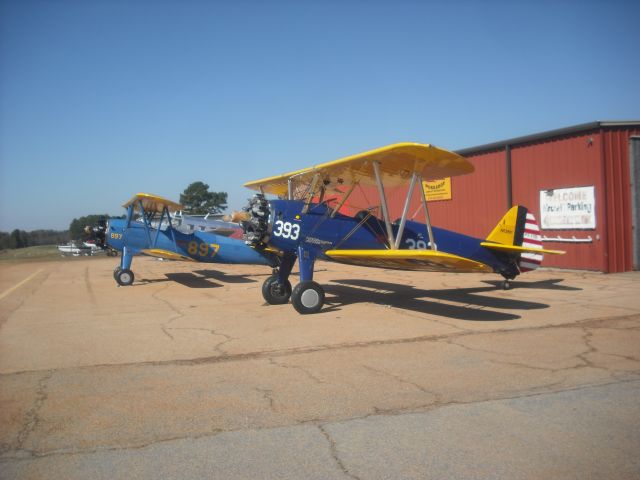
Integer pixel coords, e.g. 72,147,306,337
323,278,561,321
193,269,262,284
137,269,268,288
482,278,581,291
163,272,224,288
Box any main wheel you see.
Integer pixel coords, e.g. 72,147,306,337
113,266,122,281
262,275,292,304
115,268,134,286
291,281,325,314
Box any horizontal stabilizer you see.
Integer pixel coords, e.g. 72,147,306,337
480,242,565,255
140,249,195,261
325,249,493,273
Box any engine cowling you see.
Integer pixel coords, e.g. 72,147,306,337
242,194,271,247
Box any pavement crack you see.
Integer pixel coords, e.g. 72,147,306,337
13,370,54,454
318,425,362,480
268,357,327,385
2,378,638,461
443,338,561,373
212,330,235,355
4,314,639,377
160,327,235,354
360,364,439,397
256,388,277,412
574,326,616,374
151,285,186,341
84,266,97,306
0,429,224,461
161,326,174,340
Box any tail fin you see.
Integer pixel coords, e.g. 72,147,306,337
483,206,561,272
485,205,529,247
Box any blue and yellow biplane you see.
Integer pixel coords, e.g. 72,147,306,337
241,142,565,314
107,193,276,286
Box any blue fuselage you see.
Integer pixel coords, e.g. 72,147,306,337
265,200,508,273
107,218,274,266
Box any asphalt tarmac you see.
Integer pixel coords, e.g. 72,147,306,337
1,256,639,479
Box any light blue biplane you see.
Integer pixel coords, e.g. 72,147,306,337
107,193,276,286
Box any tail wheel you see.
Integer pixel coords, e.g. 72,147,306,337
115,268,134,286
291,281,325,314
262,275,292,304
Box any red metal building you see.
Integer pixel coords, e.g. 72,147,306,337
347,121,640,272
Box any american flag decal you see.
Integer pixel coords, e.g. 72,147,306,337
519,212,543,272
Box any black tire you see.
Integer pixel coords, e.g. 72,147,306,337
115,268,134,286
291,281,325,314
113,267,122,281
262,275,292,304
502,279,511,290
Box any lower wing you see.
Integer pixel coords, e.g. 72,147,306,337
140,249,196,262
324,249,493,273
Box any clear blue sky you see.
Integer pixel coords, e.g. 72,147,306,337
1,0,638,231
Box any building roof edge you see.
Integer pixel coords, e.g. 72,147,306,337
456,121,640,156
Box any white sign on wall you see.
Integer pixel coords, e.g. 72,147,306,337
539,186,596,230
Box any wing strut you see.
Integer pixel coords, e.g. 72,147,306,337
302,173,321,214
372,161,396,248
394,172,418,249
330,182,357,218
287,178,293,200
137,199,153,246
152,206,165,247
418,175,436,250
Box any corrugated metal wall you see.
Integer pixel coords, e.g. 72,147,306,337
509,130,606,271
467,127,640,272
602,128,639,272
423,150,508,238
343,125,639,272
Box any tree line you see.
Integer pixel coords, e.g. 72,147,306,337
1,182,228,250
0,229,69,250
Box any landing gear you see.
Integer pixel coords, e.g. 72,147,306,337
291,281,325,315
115,268,134,286
262,275,292,304
501,279,511,290
114,246,134,286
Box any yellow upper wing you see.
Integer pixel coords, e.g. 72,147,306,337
244,142,474,196
324,249,493,273
122,193,183,213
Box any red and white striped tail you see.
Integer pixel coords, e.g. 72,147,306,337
519,212,543,272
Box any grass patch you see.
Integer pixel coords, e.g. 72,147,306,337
0,245,64,262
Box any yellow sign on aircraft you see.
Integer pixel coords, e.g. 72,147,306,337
423,177,451,201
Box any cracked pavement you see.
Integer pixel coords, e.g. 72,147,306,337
0,256,639,479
